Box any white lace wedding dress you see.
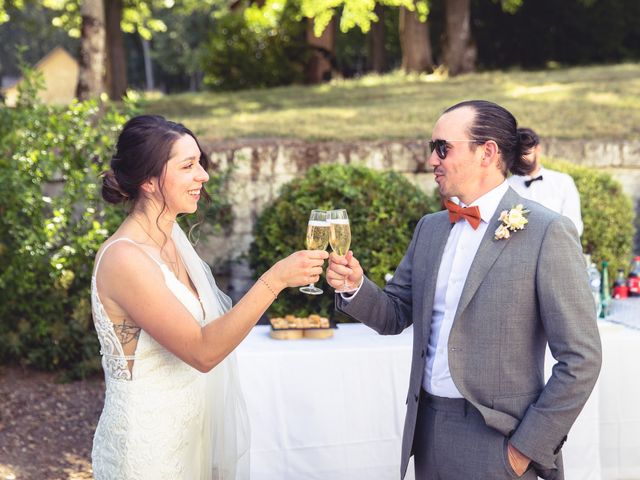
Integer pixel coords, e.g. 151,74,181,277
91,224,250,480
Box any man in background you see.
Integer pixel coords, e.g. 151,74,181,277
508,127,583,235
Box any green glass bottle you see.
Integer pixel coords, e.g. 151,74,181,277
599,261,611,318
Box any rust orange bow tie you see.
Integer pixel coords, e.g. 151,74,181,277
445,200,482,230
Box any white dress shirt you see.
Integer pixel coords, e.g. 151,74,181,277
343,181,510,398
423,181,510,397
508,166,583,236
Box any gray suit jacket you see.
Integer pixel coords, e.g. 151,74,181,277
337,187,602,480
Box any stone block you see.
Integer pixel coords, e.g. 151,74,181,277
361,146,386,170
544,140,586,165
230,257,255,302
622,142,640,168
228,178,257,226
196,232,236,266
608,168,640,203
230,147,254,177
583,142,623,167
387,142,425,173
271,173,297,199
273,144,300,175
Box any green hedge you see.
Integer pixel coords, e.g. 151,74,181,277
0,67,231,377
542,157,635,283
249,164,442,319
0,70,133,377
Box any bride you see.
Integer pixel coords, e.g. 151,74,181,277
91,115,328,479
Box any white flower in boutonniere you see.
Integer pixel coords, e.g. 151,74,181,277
494,204,529,240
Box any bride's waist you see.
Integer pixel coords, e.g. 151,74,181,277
103,355,204,387
104,366,205,391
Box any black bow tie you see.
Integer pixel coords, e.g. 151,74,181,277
525,175,543,187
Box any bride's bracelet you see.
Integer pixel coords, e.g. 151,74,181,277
259,276,278,300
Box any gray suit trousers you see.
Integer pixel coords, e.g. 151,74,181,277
414,391,538,480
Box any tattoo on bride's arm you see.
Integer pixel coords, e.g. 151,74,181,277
114,322,142,345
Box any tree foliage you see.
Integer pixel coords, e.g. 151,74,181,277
296,0,430,36
493,0,522,14
0,0,25,23
202,2,307,90
39,0,168,39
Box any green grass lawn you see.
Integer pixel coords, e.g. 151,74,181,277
143,63,640,142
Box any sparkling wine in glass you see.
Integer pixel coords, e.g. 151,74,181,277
328,209,357,293
300,209,329,295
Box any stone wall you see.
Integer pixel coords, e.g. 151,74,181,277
197,139,640,301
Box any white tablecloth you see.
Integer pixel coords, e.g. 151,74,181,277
237,320,640,480
236,324,412,479
596,322,640,479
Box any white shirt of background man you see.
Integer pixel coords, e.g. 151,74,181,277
508,166,583,236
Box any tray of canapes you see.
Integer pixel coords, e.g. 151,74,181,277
269,314,335,339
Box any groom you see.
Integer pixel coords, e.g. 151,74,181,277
326,100,601,480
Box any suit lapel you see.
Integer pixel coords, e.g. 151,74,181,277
421,213,453,345
453,188,522,325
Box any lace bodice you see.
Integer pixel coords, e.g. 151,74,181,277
90,234,249,479
91,238,204,381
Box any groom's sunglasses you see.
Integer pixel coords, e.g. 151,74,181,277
429,139,484,160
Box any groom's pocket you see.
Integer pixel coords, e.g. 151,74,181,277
492,391,541,420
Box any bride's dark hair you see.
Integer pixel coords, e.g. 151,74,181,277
102,115,213,247
102,115,212,206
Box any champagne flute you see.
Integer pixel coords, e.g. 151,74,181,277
328,209,357,293
300,209,329,295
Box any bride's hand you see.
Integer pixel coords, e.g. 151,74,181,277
268,250,329,290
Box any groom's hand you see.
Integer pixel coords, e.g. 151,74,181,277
507,442,531,476
326,251,363,291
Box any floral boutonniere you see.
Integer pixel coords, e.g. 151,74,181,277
494,204,529,240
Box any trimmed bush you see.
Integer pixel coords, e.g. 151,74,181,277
249,164,441,319
542,158,635,283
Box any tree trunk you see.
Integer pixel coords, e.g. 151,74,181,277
76,0,106,100
304,17,335,84
369,4,387,73
443,0,477,76
104,0,127,99
141,36,154,91
399,4,434,73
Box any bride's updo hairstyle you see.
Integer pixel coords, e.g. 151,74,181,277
443,100,538,176
102,115,212,205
